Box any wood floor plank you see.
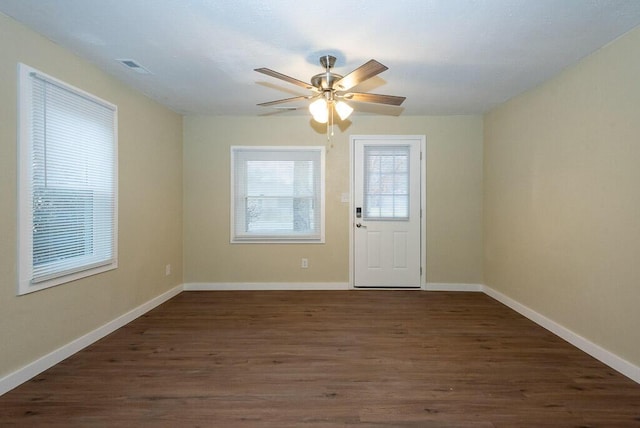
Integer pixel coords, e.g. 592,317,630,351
1,291,640,427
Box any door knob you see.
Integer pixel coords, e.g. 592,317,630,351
356,223,366,228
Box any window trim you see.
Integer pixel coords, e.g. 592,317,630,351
230,146,325,244
17,63,118,295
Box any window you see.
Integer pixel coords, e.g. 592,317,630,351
18,64,118,295
231,146,325,243
363,145,410,220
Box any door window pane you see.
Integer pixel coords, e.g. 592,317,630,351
364,145,410,220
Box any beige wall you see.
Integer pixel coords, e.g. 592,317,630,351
0,14,183,378
484,26,640,366
184,115,483,285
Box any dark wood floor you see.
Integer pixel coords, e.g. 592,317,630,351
2,291,639,427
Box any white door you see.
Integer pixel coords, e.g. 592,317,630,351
352,135,424,288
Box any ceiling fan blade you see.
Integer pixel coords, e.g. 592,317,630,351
257,95,311,107
254,67,315,91
342,92,406,106
333,60,388,91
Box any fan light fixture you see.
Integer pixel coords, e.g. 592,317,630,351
309,98,329,123
309,98,353,124
335,101,354,120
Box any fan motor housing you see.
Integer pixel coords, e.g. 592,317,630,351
311,72,343,91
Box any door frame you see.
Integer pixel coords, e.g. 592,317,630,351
349,135,427,289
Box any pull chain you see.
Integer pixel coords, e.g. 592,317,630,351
326,104,335,141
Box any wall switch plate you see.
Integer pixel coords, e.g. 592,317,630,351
301,258,308,269
165,264,171,276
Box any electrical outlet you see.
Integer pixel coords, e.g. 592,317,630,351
165,264,171,276
301,258,308,269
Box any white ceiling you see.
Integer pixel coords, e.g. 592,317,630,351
2,0,640,116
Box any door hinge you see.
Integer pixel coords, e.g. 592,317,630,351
420,266,423,276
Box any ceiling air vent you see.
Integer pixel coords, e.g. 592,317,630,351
117,59,151,74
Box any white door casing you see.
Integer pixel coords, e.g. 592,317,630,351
350,135,425,288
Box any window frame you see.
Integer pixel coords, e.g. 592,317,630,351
17,63,118,295
230,146,325,244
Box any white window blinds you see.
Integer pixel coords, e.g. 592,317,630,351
231,147,325,242
18,64,118,294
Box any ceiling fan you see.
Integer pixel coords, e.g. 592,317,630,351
254,55,406,127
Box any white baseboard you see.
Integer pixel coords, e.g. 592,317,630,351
423,282,483,292
0,284,183,396
483,285,640,384
184,282,350,291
